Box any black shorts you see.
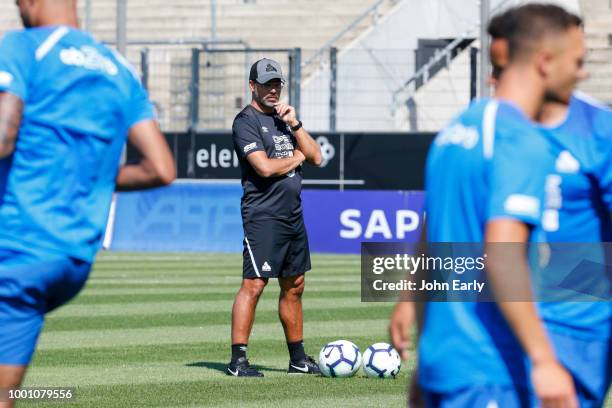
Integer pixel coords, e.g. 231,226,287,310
242,216,311,279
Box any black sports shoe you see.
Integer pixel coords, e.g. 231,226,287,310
287,355,321,374
226,357,264,377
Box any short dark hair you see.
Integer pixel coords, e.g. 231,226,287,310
487,4,582,60
487,8,517,40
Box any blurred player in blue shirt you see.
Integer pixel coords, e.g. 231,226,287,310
488,13,612,406
390,4,586,407
0,0,175,401
536,93,612,408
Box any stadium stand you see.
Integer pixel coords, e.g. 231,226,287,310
392,0,610,131
0,0,397,131
403,46,475,132
83,0,385,50
578,0,612,105
0,0,608,131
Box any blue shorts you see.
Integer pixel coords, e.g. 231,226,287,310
423,385,530,408
545,330,612,408
0,249,91,365
423,331,612,408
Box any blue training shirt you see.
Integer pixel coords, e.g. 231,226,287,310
419,98,555,392
538,92,612,340
0,26,155,263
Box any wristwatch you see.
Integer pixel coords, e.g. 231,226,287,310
290,120,303,132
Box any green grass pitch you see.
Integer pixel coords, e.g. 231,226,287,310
19,252,612,407
21,253,412,407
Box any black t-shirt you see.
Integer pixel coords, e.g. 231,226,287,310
232,105,303,221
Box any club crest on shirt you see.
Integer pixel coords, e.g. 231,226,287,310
555,150,580,174
0,71,13,86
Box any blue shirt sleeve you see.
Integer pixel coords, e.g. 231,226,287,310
125,77,155,130
0,31,36,100
487,122,551,227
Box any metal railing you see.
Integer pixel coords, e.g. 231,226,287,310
130,44,299,133
192,47,300,131
390,31,476,114
301,0,396,69
132,45,476,133
389,0,516,113
105,38,250,49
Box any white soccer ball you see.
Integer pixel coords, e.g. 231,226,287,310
318,340,362,378
362,342,401,378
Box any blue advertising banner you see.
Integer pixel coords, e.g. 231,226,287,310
110,184,425,254
302,190,425,254
111,183,244,252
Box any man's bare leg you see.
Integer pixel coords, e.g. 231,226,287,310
278,274,305,343
228,278,268,377
278,274,319,373
231,278,268,344
0,365,27,408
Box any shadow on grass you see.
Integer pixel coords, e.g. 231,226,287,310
186,361,286,373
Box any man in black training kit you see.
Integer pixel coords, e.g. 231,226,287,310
227,58,323,377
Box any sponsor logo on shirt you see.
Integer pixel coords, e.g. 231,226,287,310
435,124,479,149
555,150,580,174
273,135,293,152
243,142,257,153
262,126,269,133
543,174,562,232
0,71,13,87
60,46,118,76
275,151,294,159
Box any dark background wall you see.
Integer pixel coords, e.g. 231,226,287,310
127,132,436,190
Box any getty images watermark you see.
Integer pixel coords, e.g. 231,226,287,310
361,242,612,302
370,252,487,293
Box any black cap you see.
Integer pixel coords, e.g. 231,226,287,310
249,58,285,84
